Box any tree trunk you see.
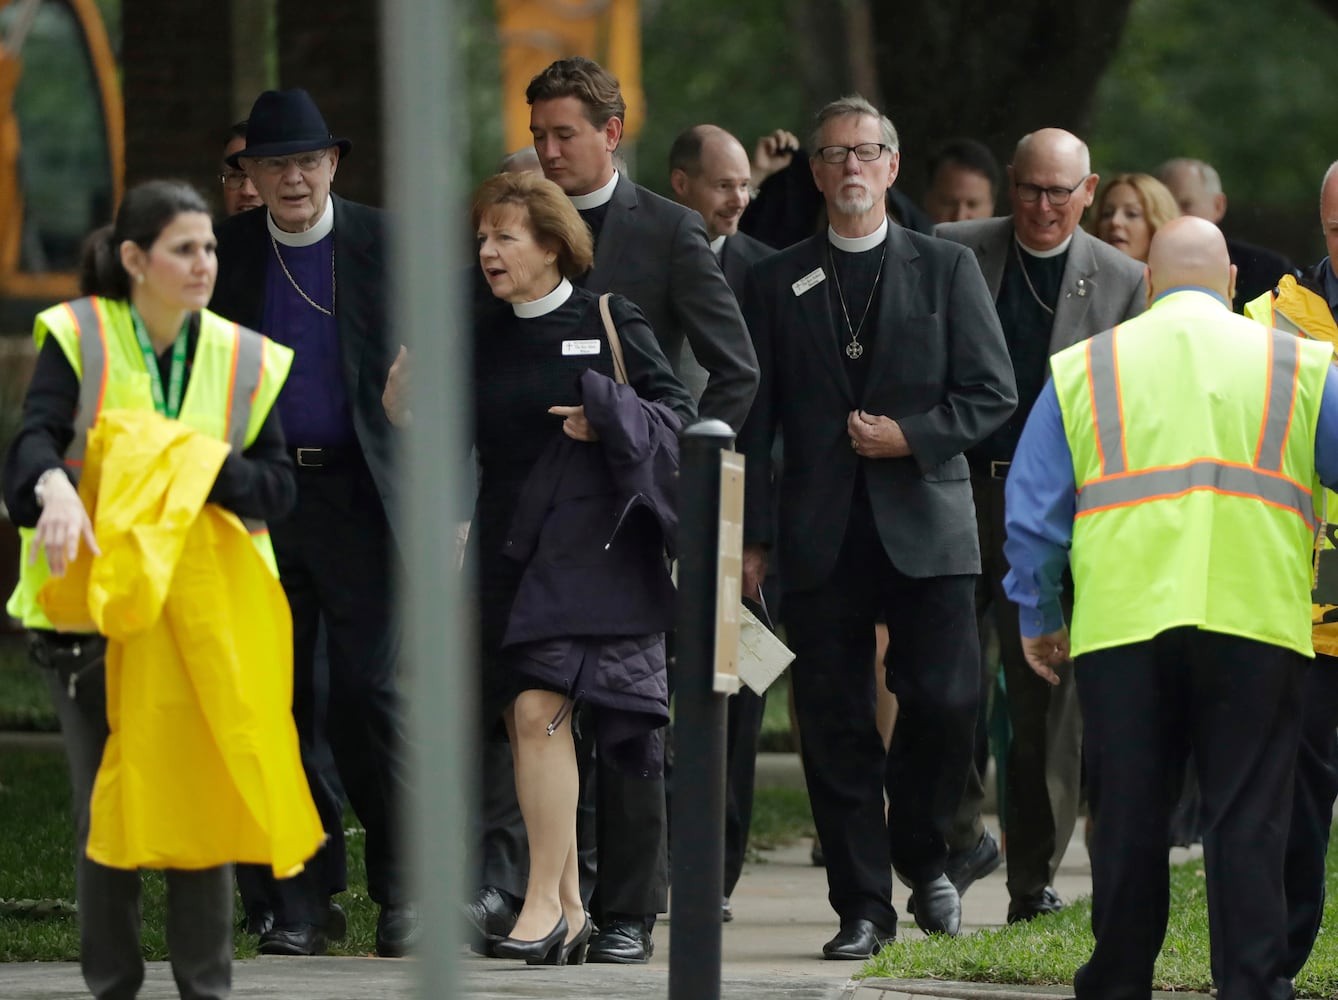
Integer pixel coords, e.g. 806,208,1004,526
277,0,383,207
863,0,1136,199
122,4,234,207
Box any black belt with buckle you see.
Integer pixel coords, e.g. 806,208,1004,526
971,459,1011,480
291,447,342,469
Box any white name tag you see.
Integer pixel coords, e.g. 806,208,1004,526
792,267,826,297
562,339,601,356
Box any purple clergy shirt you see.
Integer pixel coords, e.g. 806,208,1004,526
263,234,355,447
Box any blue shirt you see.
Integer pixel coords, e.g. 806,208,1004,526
1003,287,1338,637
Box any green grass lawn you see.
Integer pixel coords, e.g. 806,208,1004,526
0,748,382,960
0,635,57,731
861,845,1338,996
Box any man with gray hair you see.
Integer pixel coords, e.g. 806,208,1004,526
1156,157,1296,311
739,94,1017,956
937,128,1145,925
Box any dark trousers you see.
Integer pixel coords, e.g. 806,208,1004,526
38,636,233,1000
1283,652,1338,978
724,686,767,897
952,474,1081,898
238,455,407,925
1074,629,1303,1000
782,492,979,929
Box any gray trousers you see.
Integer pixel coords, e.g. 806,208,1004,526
950,475,1083,899
38,636,233,1000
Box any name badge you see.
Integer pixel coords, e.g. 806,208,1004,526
792,267,826,297
562,339,601,356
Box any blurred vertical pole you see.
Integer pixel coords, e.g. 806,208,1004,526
381,2,469,999
669,419,736,1000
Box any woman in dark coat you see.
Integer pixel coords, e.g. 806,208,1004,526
469,171,694,965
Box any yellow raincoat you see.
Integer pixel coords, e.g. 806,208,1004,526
40,409,324,876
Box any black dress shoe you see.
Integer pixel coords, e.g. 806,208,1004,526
810,839,826,867
721,897,734,923
822,919,895,960
464,886,518,954
945,829,1002,896
586,918,654,964
242,907,274,937
493,914,568,965
258,922,327,956
908,829,1003,918
1007,885,1062,924
376,903,419,957
324,901,348,942
908,875,961,936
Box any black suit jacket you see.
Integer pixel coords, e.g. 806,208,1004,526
209,196,398,527
585,178,758,432
720,231,775,298
1228,236,1298,313
739,226,1017,588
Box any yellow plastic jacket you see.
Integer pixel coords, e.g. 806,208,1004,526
40,409,324,875
1245,276,1338,656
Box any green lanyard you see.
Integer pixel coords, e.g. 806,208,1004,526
129,307,188,419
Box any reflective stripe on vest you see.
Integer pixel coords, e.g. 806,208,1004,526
226,327,268,539
1077,326,1314,529
64,297,109,478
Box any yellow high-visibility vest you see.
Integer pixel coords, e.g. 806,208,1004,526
1052,289,1329,657
7,295,292,629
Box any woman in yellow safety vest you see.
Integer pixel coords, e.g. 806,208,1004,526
2,180,298,999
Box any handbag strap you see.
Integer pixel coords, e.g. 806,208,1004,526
597,293,629,385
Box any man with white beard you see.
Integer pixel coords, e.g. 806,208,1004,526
737,95,1016,958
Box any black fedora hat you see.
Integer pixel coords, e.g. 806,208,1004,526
226,88,352,168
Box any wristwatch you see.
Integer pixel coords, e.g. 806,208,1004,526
33,467,67,508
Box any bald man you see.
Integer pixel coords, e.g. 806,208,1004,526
1156,157,1296,312
1004,216,1338,999
936,128,1146,924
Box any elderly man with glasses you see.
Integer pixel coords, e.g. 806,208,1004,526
935,128,1146,925
210,88,414,959
738,95,1016,958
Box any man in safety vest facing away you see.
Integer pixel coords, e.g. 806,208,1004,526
1241,159,1338,985
1003,216,1338,1000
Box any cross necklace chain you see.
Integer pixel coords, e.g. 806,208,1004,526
1013,238,1055,316
271,234,336,317
829,242,887,360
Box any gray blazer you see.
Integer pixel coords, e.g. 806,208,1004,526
935,216,1147,355
738,226,1017,587
587,178,759,432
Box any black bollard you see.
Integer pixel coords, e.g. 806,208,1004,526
669,418,738,1000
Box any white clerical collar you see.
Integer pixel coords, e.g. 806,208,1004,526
827,218,888,253
268,197,334,247
1016,232,1073,258
709,234,727,256
513,277,573,318
568,171,619,211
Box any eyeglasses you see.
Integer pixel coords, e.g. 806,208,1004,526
219,171,250,190
244,150,330,175
815,143,891,165
1013,175,1091,206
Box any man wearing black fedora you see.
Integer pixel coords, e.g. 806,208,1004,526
210,88,413,959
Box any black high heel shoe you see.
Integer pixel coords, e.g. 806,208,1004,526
493,914,568,965
558,914,593,966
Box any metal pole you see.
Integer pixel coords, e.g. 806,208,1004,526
669,419,735,1000
381,3,468,998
